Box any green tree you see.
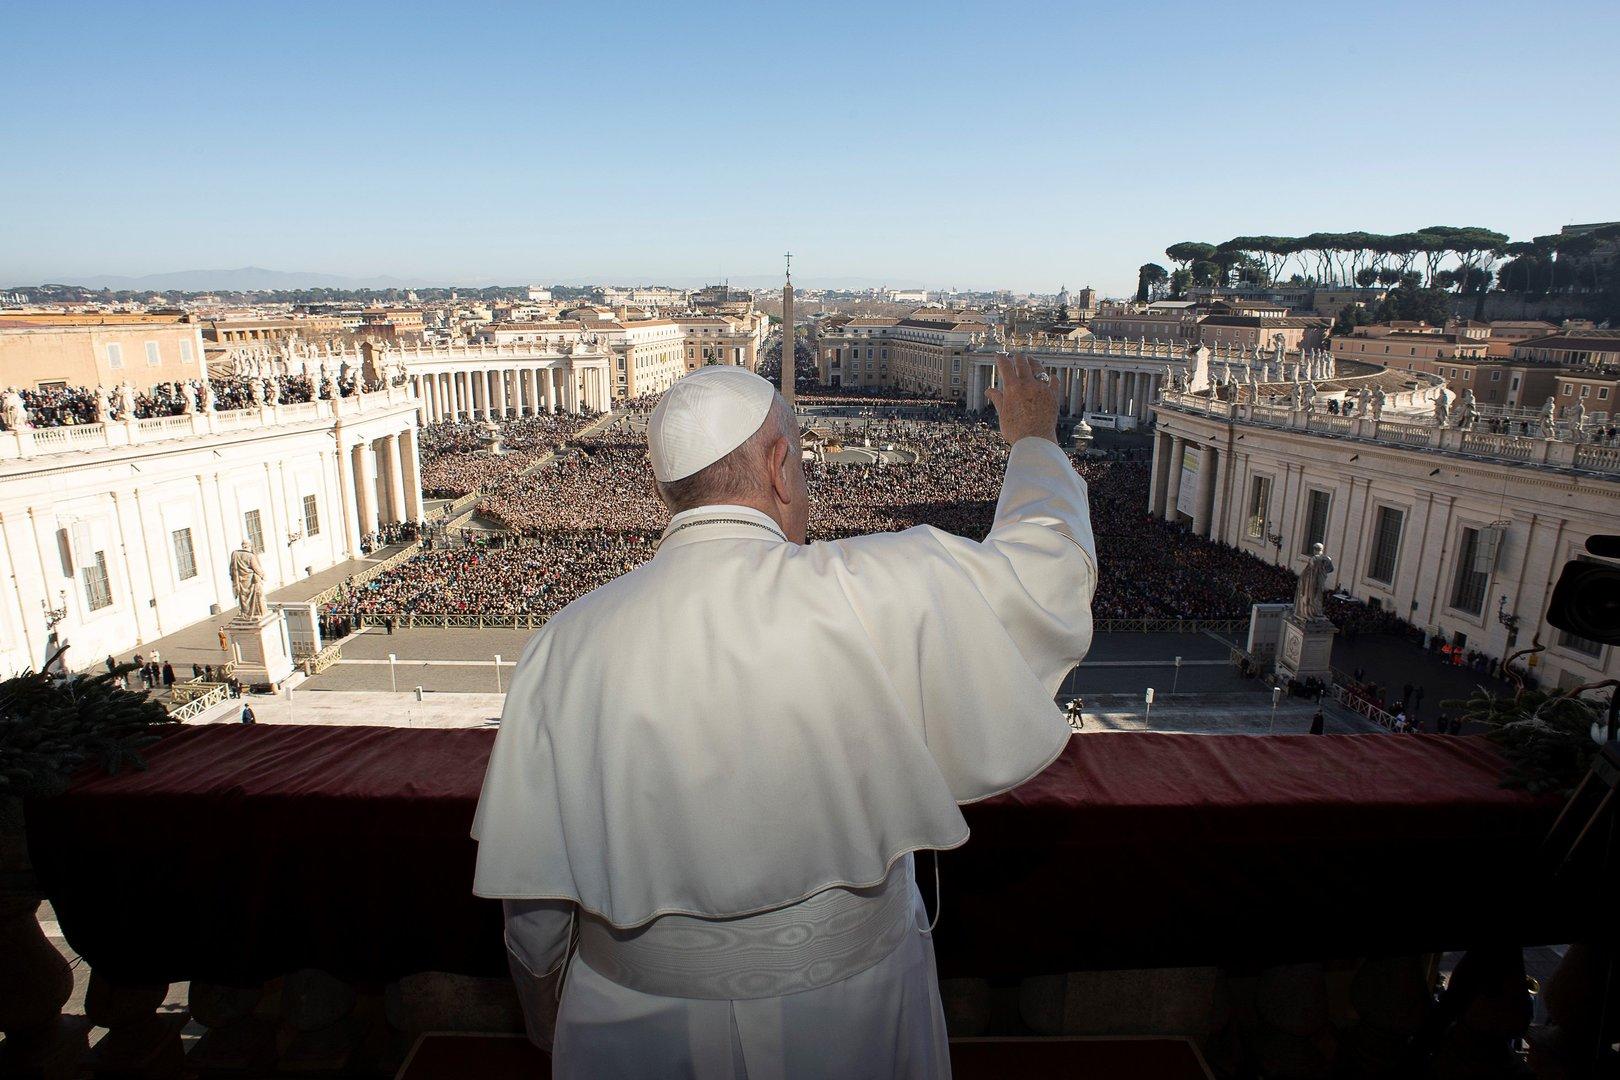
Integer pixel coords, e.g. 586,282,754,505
1136,263,1168,302
1169,268,1193,298
1355,267,1380,288
1333,303,1373,335
1165,242,1216,272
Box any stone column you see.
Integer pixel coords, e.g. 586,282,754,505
494,369,508,419
379,434,407,525
1193,444,1218,537
564,367,579,414
333,441,362,557
1163,435,1185,523
1148,431,1172,517
1068,370,1082,415
400,427,424,522
353,442,380,537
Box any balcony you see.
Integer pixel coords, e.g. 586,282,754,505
4,723,1600,1078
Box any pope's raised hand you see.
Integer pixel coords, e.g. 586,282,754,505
985,354,1061,446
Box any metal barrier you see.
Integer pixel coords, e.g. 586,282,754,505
167,683,229,722
1332,684,1397,730
1093,618,1247,635
300,644,343,676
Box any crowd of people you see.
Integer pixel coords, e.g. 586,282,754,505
6,374,340,429
332,406,1337,626
417,414,598,498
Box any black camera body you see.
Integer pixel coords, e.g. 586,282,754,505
1546,534,1620,648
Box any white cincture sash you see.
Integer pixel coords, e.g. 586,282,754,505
575,859,918,1000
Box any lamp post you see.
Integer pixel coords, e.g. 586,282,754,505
1144,686,1155,725
1172,655,1182,695
493,654,503,694
1269,685,1283,734
388,653,397,693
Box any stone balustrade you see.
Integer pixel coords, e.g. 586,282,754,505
1157,390,1620,475
0,383,418,462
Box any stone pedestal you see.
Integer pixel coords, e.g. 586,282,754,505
227,611,294,690
1275,612,1337,683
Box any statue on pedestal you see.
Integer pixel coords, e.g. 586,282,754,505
93,386,113,424
230,542,267,621
2,389,28,431
1433,391,1451,427
118,382,138,419
1356,386,1370,416
249,376,265,407
180,382,197,415
1294,543,1334,623
1371,386,1386,419
200,379,216,414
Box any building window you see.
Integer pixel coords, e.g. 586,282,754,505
179,338,195,363
1581,386,1590,398
303,495,321,536
145,341,161,366
1449,527,1491,616
1563,384,1573,395
1491,370,1501,382
1602,388,1611,400
106,343,124,368
172,527,199,581
244,509,265,554
1302,489,1331,553
82,550,113,611
1559,628,1604,659
1366,506,1405,584
1246,475,1271,539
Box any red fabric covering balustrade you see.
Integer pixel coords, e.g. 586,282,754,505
25,725,1579,989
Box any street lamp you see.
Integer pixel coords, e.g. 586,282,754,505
493,654,503,694
1171,655,1182,695
1268,685,1283,734
388,653,398,693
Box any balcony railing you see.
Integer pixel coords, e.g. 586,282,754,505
1158,391,1620,476
6,723,1595,1077
0,384,418,462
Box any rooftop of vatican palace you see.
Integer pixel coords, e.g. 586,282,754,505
2,311,1613,1080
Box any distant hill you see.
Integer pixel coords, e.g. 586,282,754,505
48,267,426,292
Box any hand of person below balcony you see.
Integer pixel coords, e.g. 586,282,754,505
986,354,1061,446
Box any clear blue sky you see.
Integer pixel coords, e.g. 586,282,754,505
3,0,1615,295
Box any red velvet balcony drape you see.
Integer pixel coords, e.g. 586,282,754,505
25,725,1577,987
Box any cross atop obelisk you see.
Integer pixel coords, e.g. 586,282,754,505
780,252,796,406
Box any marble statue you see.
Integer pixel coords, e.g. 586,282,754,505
118,382,138,419
230,542,267,621
1433,391,1450,426
2,389,28,431
180,381,197,414
200,379,216,413
1294,543,1334,623
1371,387,1386,419
249,376,265,406
1356,386,1371,416
94,386,113,424
267,374,282,405
1570,400,1587,439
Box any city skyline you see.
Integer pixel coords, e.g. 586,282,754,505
3,0,1616,295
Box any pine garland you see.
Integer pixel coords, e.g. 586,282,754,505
0,651,175,799
1444,640,1614,797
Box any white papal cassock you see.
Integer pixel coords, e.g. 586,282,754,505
472,436,1095,1078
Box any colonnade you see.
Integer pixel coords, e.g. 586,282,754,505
334,426,424,551
409,363,610,425
967,358,1163,423
1148,429,1223,539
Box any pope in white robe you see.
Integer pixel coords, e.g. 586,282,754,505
473,355,1095,1078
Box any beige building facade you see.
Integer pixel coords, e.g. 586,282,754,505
0,321,208,389
1149,392,1620,690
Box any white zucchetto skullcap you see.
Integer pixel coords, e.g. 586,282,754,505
647,366,779,483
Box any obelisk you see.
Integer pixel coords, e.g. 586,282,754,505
780,252,795,406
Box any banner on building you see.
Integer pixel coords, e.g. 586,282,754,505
1175,445,1200,519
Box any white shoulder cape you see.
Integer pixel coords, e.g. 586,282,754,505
472,437,1095,928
